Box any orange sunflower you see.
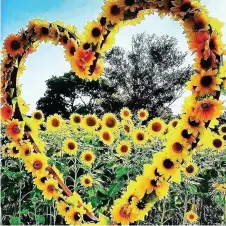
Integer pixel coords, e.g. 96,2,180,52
1,105,14,122
192,97,224,122
6,119,24,141
64,39,78,61
4,34,24,57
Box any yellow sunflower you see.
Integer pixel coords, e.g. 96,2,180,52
80,150,96,166
1,143,11,157
64,39,78,61
121,119,134,135
4,34,24,57
31,110,44,125
219,124,226,135
153,151,181,183
110,199,137,225
84,21,104,44
62,138,78,155
18,140,34,159
143,164,162,180
148,118,166,137
65,206,86,225
80,174,93,188
34,20,51,42
137,109,149,121
116,140,131,156
120,107,132,120
24,153,48,177
99,129,114,146
186,211,198,223
102,113,119,131
210,135,225,152
6,119,24,141
132,128,148,145
8,142,20,158
102,0,125,24
56,201,69,217
42,178,59,200
82,114,100,132
169,118,179,129
70,113,82,128
46,114,64,131
183,162,199,177
33,170,50,190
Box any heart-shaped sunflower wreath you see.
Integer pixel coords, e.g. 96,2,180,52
1,0,226,225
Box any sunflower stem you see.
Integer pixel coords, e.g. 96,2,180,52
182,180,188,225
160,199,166,225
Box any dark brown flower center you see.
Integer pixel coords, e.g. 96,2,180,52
74,213,81,221
209,39,215,50
41,27,49,35
83,42,91,50
200,76,212,87
123,111,129,117
41,177,47,183
100,17,107,26
181,129,192,139
136,200,146,210
120,145,128,153
119,207,130,218
139,112,145,118
12,147,19,154
150,179,158,187
172,142,183,153
92,28,101,37
62,36,68,44
11,40,21,50
188,118,200,127
172,121,178,127
51,118,60,127
70,47,76,55
221,126,226,133
47,184,55,193
200,57,213,70
34,112,42,120
73,116,81,123
193,22,204,31
124,125,130,133
186,165,194,173
86,117,96,127
103,132,110,141
137,132,144,141
222,135,226,141
110,5,121,15
12,125,20,134
84,179,91,184
106,117,116,128
163,159,174,169
25,149,30,156
154,168,161,177
68,142,75,150
201,102,212,111
33,160,43,170
189,214,195,219
180,3,191,12
85,154,92,161
152,122,162,132
213,139,222,148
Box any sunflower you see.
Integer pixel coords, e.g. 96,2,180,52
148,118,166,137
186,211,198,223
42,178,59,200
187,69,221,96
82,114,100,132
99,129,114,145
1,105,14,122
153,152,181,183
34,20,50,42
102,0,125,24
102,113,119,131
8,142,21,158
183,162,199,177
143,164,162,180
80,174,93,188
59,30,70,47
62,138,78,155
71,58,89,79
110,199,137,225
49,24,60,45
31,110,44,125
132,128,148,145
120,107,132,120
65,206,85,225
195,54,217,72
137,109,149,121
80,150,96,166
33,171,50,190
116,140,131,156
130,197,153,221
136,175,169,200
24,153,48,177
64,39,78,61
46,114,64,131
56,200,69,217
84,21,104,44
4,34,24,57
6,119,24,141
1,143,11,157
165,136,191,162
219,124,226,135
121,120,134,135
210,135,225,152
70,113,82,128
192,97,224,122
66,192,83,207
18,140,34,159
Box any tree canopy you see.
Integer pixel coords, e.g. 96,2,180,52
37,33,193,119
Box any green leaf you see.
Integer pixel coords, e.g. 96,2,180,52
187,184,197,194
215,194,224,205
5,171,15,177
19,209,29,214
10,216,20,226
115,167,129,179
108,183,122,197
36,215,45,224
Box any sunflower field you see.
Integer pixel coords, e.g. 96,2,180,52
1,0,226,225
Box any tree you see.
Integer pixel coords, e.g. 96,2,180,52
37,33,193,119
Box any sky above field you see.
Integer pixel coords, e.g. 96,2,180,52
1,0,226,115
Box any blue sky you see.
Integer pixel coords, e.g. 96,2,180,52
1,0,226,114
